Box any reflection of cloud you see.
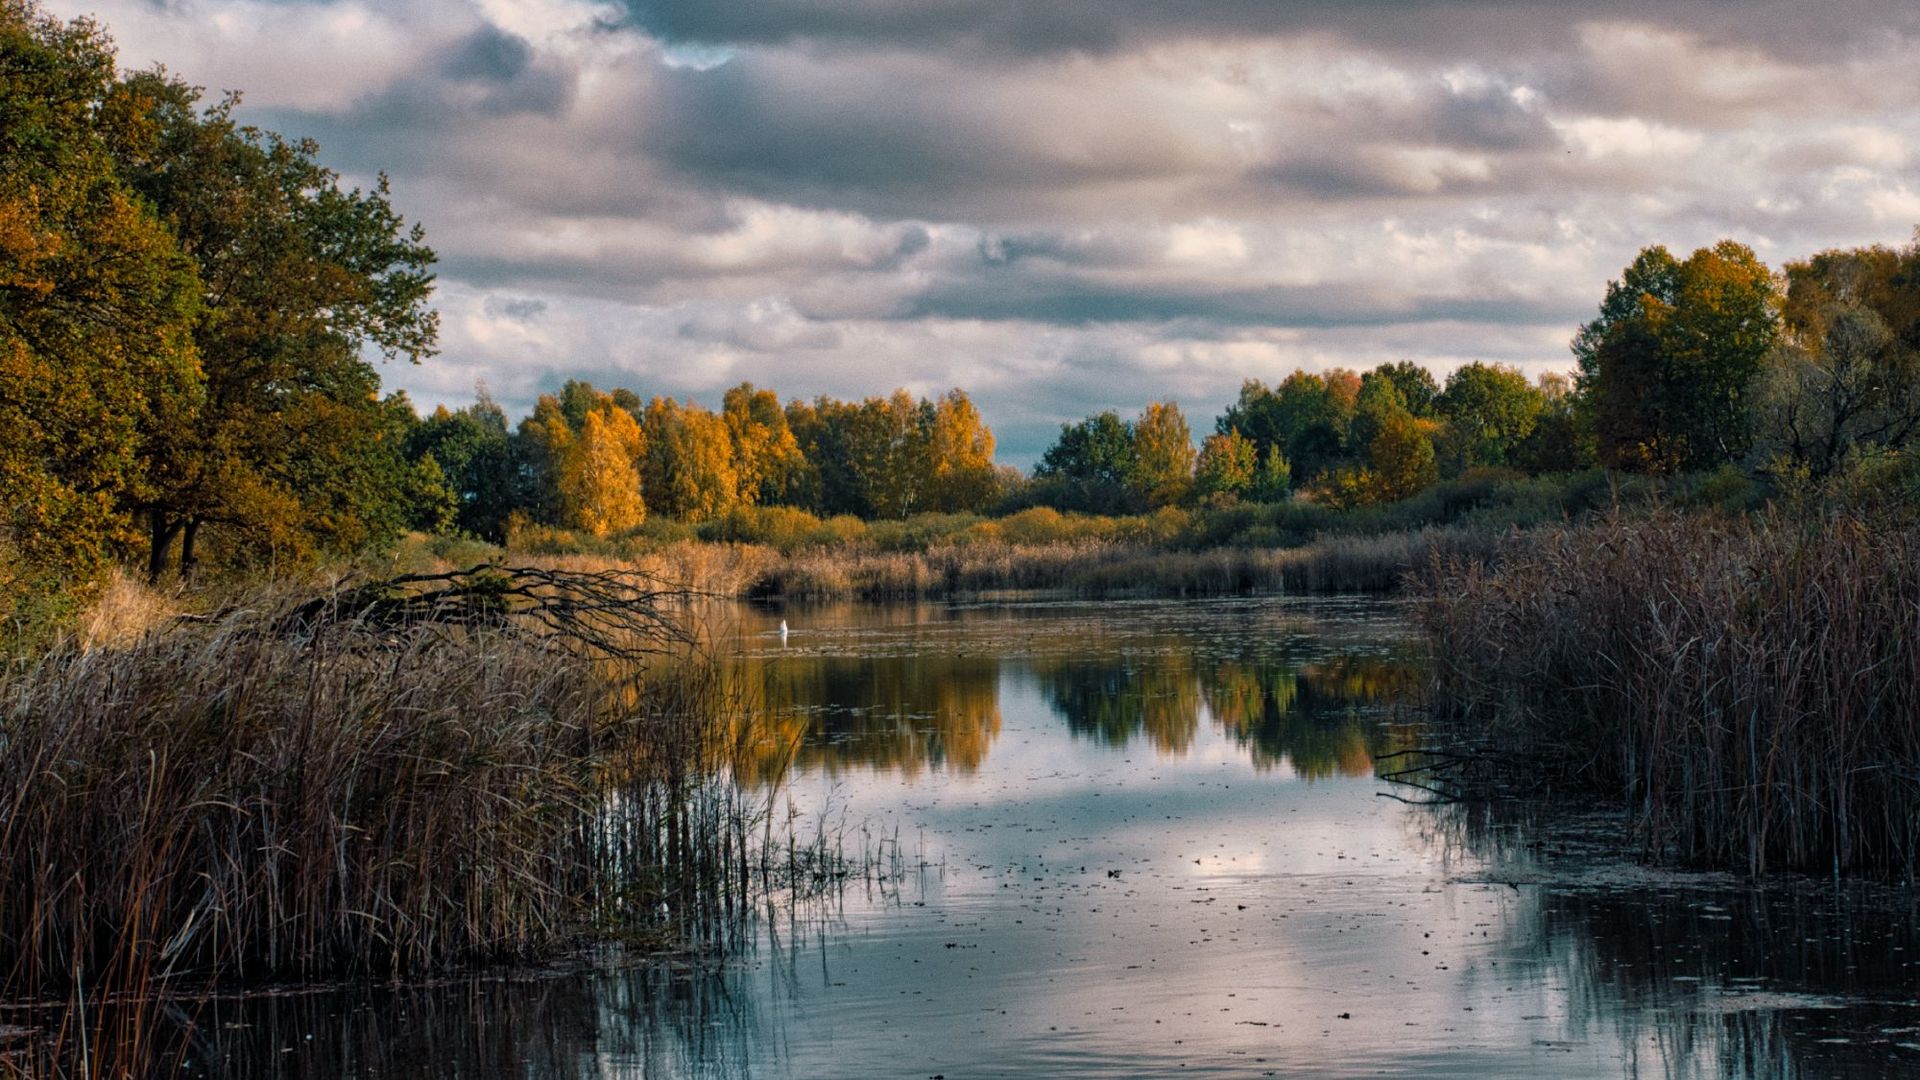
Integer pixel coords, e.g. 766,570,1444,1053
57,0,1920,463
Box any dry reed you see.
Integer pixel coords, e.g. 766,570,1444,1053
1420,510,1920,879
0,573,836,1076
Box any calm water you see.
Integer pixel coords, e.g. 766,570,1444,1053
195,597,1920,1078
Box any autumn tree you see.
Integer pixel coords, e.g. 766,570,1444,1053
1576,242,1779,472
1367,412,1438,502
1194,430,1257,506
561,406,645,536
1,3,200,601
723,382,807,507
842,390,932,519
640,397,737,523
923,389,1000,512
1128,401,1196,508
1753,239,1920,479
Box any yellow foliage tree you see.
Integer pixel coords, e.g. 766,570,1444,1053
723,382,806,507
924,389,999,512
1367,413,1439,503
641,397,739,522
558,406,645,537
1129,401,1196,508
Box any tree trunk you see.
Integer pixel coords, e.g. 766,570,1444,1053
179,519,202,579
147,513,183,583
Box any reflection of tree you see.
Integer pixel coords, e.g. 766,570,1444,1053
715,653,1003,786
1028,656,1204,754
1205,655,1422,777
1027,644,1419,774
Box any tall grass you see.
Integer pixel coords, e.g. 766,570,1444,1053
1420,510,1920,879
0,580,833,1076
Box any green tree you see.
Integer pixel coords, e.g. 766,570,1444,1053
1435,362,1544,473
1514,372,1594,473
1035,410,1138,513
1349,370,1409,453
116,71,437,577
514,392,574,526
1216,372,1354,488
406,394,520,540
1369,361,1440,417
1251,447,1293,503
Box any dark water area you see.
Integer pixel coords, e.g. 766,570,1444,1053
185,597,1920,1078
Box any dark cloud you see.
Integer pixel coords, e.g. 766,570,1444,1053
622,0,1918,60
644,58,1201,218
483,296,548,321
441,25,535,83
901,273,1583,330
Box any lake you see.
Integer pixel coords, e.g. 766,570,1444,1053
191,596,1920,1078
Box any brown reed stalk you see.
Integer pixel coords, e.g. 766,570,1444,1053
1419,509,1920,879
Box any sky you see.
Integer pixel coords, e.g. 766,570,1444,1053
50,0,1920,465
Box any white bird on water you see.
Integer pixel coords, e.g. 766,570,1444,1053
778,619,789,646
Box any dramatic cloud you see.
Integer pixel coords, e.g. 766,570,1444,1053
53,0,1920,461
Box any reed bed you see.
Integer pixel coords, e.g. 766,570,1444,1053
1420,511,1920,879
745,527,1505,600
0,573,843,1076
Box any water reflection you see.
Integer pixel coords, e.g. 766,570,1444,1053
183,959,763,1079
719,598,1424,783
714,653,1005,783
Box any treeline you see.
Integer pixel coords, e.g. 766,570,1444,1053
1,4,437,620
1034,236,1920,515
408,382,1004,542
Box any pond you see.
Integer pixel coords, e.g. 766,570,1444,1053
190,596,1920,1078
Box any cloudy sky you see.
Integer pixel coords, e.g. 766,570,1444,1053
51,0,1920,463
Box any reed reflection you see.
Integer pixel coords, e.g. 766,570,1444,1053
175,960,763,1079
1421,798,1920,1078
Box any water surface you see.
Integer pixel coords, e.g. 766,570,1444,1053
195,596,1920,1078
